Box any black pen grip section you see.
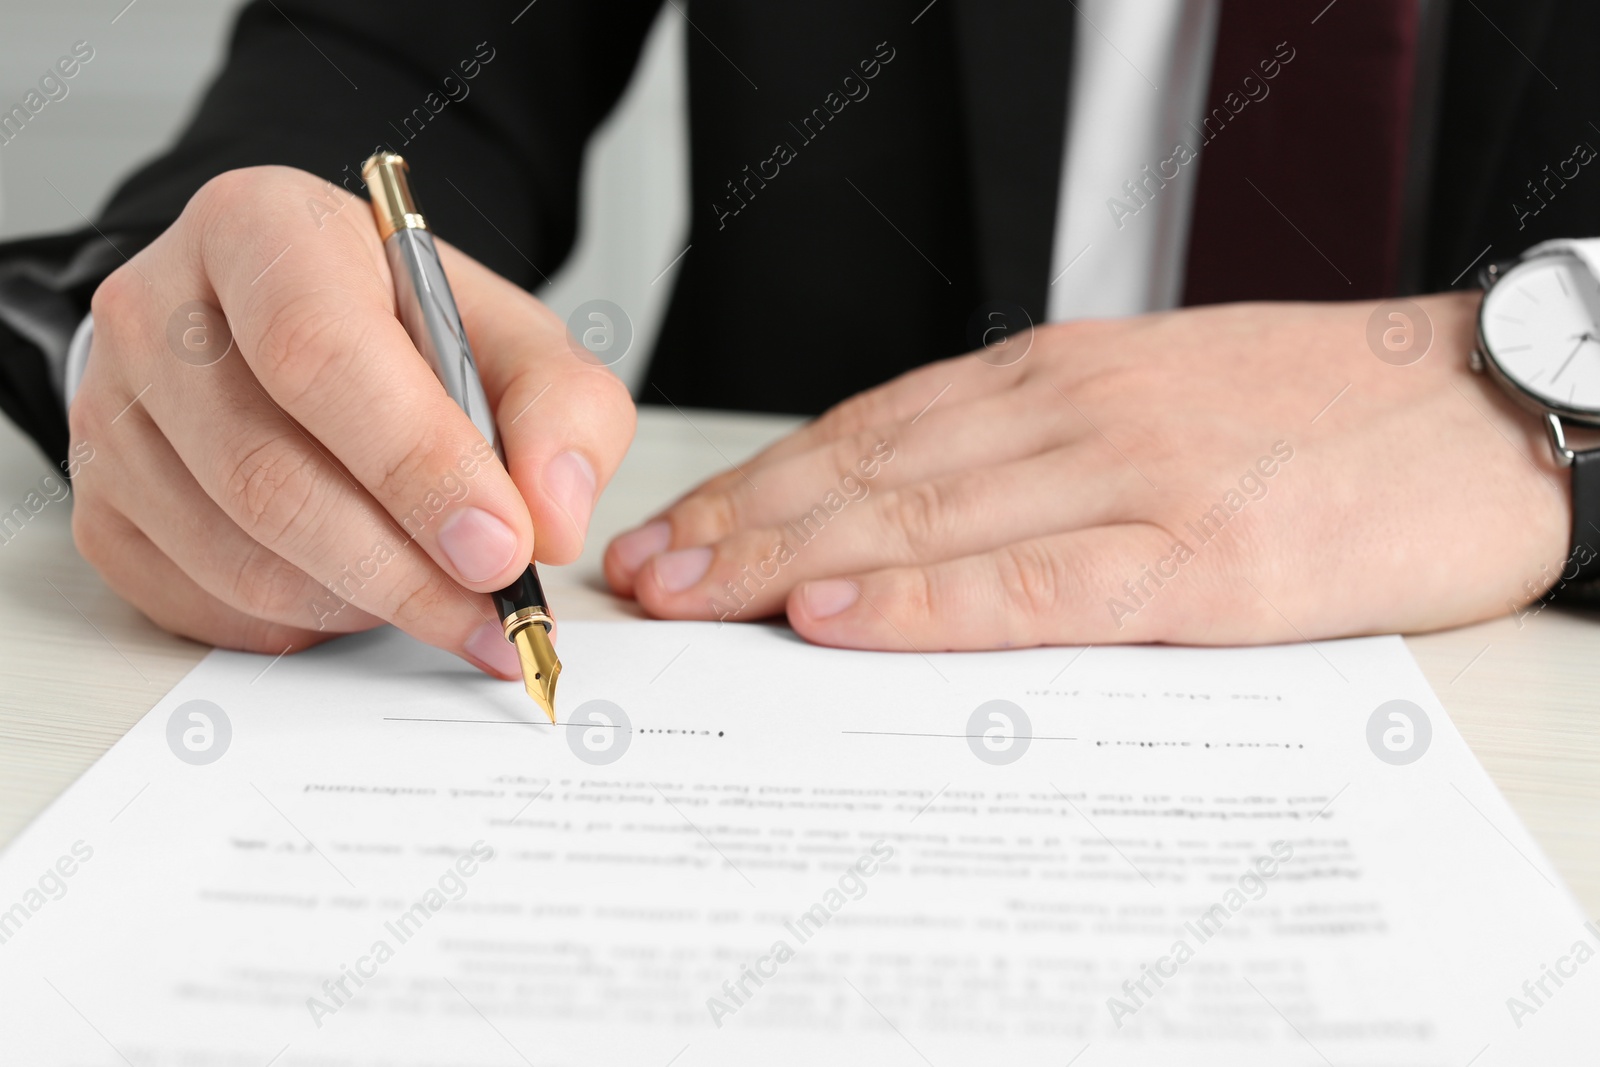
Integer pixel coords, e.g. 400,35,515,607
493,565,551,625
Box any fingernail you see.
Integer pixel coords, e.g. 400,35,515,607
544,450,597,540
801,579,859,619
465,620,521,676
653,546,712,593
438,506,520,583
611,520,671,575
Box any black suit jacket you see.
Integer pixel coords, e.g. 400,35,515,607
2,0,1598,469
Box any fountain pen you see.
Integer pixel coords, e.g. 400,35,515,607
361,152,560,721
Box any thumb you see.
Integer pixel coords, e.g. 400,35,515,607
438,239,637,565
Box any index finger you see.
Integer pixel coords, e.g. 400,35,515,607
438,239,638,567
674,345,1029,508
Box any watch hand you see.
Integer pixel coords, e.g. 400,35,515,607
1553,337,1587,383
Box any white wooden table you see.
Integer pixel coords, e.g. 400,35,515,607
1,405,1596,912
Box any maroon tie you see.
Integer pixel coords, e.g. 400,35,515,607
1182,0,1422,304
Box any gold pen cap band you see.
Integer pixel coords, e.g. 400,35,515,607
361,152,428,240
500,606,554,641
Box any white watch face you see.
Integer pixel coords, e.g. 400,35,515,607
1480,253,1600,413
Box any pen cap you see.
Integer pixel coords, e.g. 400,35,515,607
362,152,428,240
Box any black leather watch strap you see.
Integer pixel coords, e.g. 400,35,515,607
1572,447,1600,583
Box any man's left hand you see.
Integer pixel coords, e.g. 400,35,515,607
604,293,1569,650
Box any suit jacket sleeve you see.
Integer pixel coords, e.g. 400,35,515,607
0,0,664,467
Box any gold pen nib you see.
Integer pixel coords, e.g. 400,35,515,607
510,622,560,723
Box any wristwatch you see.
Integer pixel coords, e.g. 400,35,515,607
1472,238,1600,591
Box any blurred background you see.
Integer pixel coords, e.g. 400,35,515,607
0,0,689,396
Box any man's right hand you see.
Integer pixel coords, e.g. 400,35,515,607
69,165,635,677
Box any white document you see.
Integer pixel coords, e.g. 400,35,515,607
0,622,1594,1065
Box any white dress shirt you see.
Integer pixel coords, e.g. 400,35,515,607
1047,0,1221,322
